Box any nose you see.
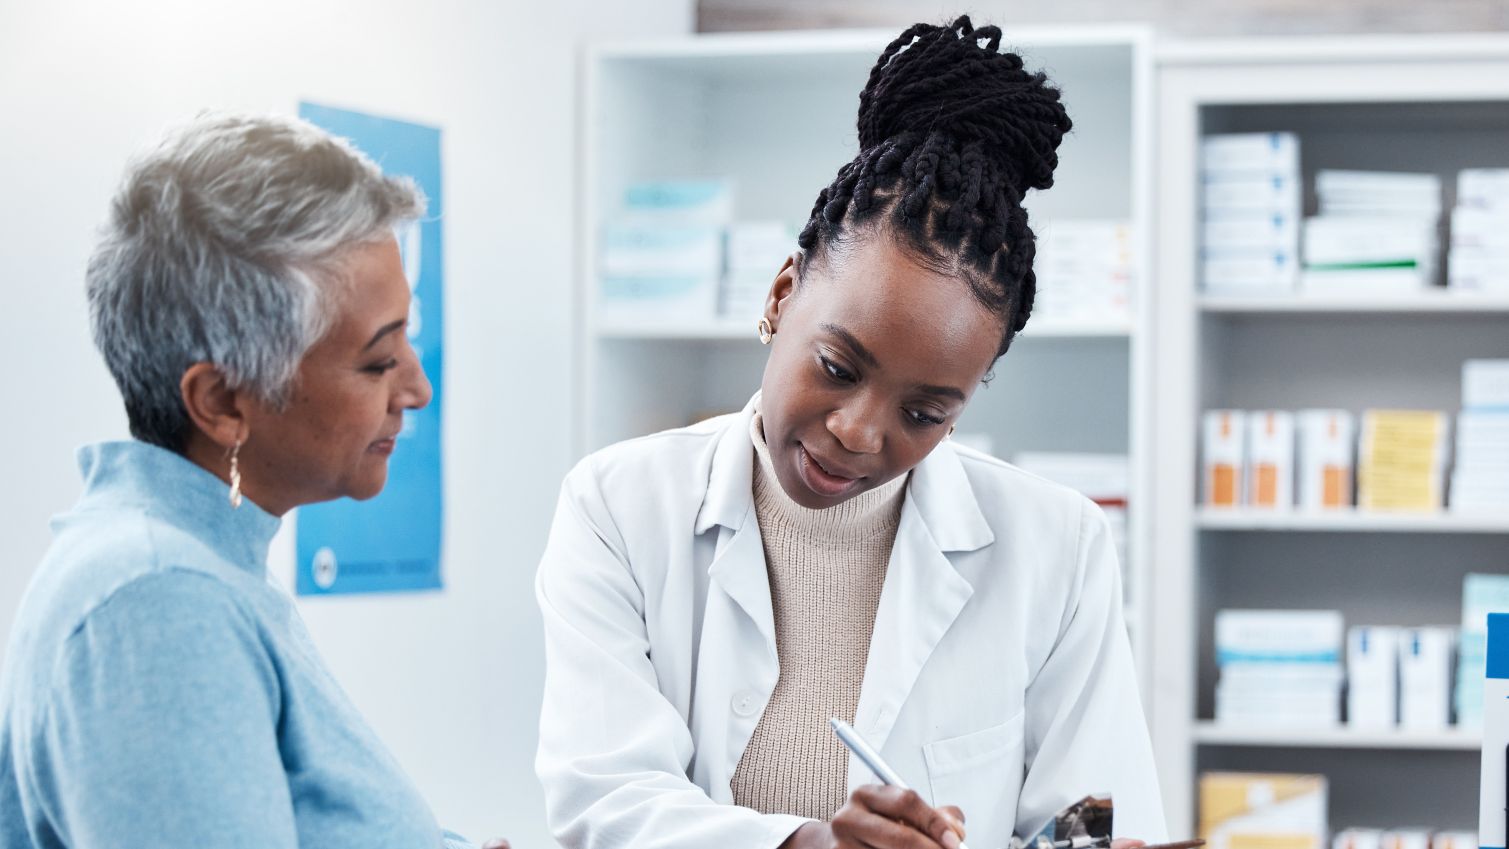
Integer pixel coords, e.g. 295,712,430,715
397,345,433,411
826,400,883,456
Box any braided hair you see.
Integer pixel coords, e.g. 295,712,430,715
796,16,1073,356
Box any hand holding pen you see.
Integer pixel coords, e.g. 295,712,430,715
812,718,970,849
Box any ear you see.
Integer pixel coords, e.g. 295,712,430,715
763,253,802,333
179,363,249,451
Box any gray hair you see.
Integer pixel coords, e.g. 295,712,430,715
86,111,425,452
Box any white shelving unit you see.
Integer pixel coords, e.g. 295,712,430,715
1193,722,1482,751
1197,509,1509,534
1152,35,1509,834
1200,292,1509,314
579,27,1157,690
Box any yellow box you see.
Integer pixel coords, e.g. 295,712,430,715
1200,772,1327,849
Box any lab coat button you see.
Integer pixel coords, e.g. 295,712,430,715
732,692,759,717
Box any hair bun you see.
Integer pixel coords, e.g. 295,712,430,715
856,16,1072,194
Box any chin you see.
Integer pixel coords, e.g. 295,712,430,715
345,471,390,502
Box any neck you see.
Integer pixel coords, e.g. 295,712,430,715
182,430,291,517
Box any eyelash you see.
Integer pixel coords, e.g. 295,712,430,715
818,355,947,429
820,355,856,384
364,358,399,375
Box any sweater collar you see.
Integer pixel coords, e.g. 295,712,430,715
695,393,994,553
71,440,282,575
749,409,905,546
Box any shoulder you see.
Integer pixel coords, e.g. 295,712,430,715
54,568,264,675
22,506,248,644
6,565,271,735
573,414,728,478
562,413,731,504
945,442,1100,530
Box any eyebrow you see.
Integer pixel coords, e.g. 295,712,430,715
363,319,407,351
918,383,967,402
821,323,879,368
820,322,967,402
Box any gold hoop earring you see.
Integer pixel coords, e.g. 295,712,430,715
227,441,243,509
757,317,774,345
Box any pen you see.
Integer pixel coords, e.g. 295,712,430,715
830,717,971,849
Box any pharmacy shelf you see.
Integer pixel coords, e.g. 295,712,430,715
1196,508,1509,534
582,27,1159,758
1200,292,1509,314
1150,34,1509,835
593,316,1135,341
1193,722,1481,751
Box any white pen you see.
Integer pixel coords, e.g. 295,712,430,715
830,717,971,849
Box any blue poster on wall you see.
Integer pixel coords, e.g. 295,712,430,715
295,102,444,595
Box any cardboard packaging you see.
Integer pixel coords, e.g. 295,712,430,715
1298,410,1354,510
1399,627,1454,730
1201,772,1327,849
1203,132,1301,174
1247,411,1295,510
1205,411,1247,507
1347,626,1400,729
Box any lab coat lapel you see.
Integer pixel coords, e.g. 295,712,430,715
850,443,994,781
698,395,779,665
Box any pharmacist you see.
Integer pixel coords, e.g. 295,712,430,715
534,17,1167,849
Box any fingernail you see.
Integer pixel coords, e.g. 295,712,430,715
942,830,962,849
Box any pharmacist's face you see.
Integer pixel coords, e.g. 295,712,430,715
758,234,1002,510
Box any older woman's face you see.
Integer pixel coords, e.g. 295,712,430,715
240,235,431,511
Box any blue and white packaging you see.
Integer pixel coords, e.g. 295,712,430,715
1203,173,1303,215
1347,626,1400,729
621,180,734,225
599,180,734,323
1204,212,1301,251
1203,132,1301,174
1399,627,1453,730
1478,612,1509,848
1215,610,1344,726
1459,169,1509,210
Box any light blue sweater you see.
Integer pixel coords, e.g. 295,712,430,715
0,441,471,848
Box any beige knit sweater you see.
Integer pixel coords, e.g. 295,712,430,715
729,411,908,821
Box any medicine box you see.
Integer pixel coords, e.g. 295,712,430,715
1203,132,1301,174
1334,829,1382,849
1204,174,1303,215
1204,411,1247,507
1247,411,1295,510
1399,627,1453,730
1200,772,1327,849
1459,168,1509,209
1298,410,1354,510
1347,626,1399,729
1464,360,1509,411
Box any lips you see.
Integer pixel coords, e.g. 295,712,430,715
368,435,398,455
797,444,866,499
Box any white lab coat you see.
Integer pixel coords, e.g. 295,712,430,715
535,396,1166,849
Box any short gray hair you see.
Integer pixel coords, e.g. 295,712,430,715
86,111,425,452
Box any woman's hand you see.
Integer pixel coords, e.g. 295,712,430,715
480,839,511,849
782,785,967,849
1111,841,1145,849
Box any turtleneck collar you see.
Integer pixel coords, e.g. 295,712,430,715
749,409,907,547
71,440,282,575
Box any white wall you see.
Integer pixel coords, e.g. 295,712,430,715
0,1,692,845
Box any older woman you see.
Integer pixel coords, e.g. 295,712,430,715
0,113,483,848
